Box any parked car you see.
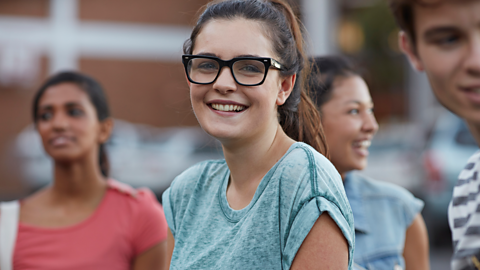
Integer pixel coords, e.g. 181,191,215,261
421,110,479,245
13,119,223,200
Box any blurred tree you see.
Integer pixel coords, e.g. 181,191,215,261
339,0,407,122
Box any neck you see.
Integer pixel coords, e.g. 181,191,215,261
222,124,295,198
50,152,107,202
466,120,480,147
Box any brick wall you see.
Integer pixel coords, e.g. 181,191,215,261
0,0,209,198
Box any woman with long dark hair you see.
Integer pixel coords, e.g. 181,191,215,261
310,55,429,270
0,71,168,270
162,1,354,269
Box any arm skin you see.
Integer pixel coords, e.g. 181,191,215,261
132,240,167,270
403,214,430,270
291,213,349,270
165,228,175,270
164,216,348,270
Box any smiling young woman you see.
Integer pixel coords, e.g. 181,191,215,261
310,55,429,270
0,72,168,270
162,1,355,269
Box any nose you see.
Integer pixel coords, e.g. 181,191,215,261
212,66,237,94
51,111,69,131
465,35,480,77
362,112,379,134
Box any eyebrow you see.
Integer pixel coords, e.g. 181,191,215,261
344,100,374,106
39,102,83,111
194,52,262,59
423,26,459,39
195,52,217,57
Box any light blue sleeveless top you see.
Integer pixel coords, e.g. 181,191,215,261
163,142,355,269
344,173,424,270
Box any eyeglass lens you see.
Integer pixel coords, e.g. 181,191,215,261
187,58,266,85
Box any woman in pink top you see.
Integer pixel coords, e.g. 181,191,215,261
10,72,168,270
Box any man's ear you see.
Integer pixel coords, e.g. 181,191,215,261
276,74,296,106
399,31,424,71
98,118,114,144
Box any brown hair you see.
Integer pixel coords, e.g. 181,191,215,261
184,0,328,156
308,56,362,110
389,0,445,47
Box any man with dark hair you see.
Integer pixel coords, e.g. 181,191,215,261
389,0,480,269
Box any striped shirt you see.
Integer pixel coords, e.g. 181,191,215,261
449,150,480,270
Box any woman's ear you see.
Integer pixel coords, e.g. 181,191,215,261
98,118,114,144
276,74,296,106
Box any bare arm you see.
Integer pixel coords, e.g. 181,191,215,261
404,214,430,270
132,240,167,270
290,213,349,270
165,228,175,270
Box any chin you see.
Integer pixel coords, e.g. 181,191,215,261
200,121,243,141
349,159,368,172
48,150,83,164
356,161,368,171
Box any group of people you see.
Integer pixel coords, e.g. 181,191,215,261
0,0,478,269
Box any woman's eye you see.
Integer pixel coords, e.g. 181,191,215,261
348,109,359,115
39,112,52,121
368,107,375,114
197,61,218,71
240,65,262,73
68,108,84,117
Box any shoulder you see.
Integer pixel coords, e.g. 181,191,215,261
168,159,227,195
106,179,163,215
279,144,355,268
162,159,227,214
280,142,340,184
466,150,480,164
348,173,423,224
283,142,333,167
280,142,351,215
352,173,419,203
459,150,480,177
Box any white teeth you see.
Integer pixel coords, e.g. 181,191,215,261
52,137,70,146
354,140,371,148
211,103,245,112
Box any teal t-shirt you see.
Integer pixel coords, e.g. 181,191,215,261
163,142,355,269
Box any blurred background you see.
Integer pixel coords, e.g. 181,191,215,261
0,0,473,268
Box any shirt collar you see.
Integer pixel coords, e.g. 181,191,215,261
344,172,370,234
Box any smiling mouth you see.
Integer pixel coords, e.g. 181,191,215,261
464,87,480,94
353,140,371,149
209,103,247,112
50,136,73,146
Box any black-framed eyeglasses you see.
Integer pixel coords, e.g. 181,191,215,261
182,54,286,86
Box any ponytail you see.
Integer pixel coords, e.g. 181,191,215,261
269,0,328,156
99,144,109,177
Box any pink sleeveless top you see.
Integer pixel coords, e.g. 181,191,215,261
13,180,168,270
